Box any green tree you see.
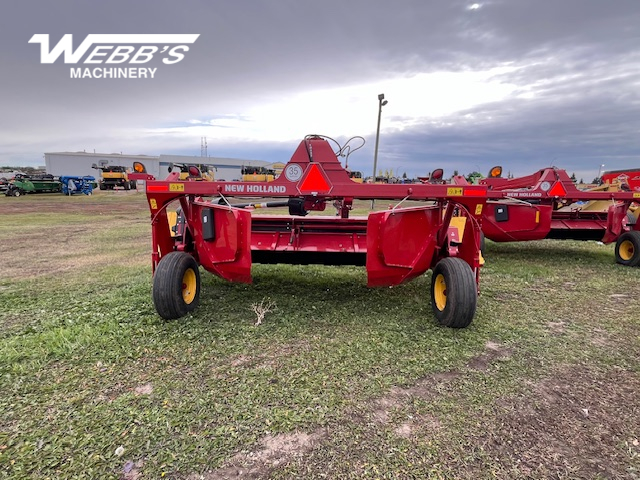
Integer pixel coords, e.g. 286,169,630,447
466,171,483,184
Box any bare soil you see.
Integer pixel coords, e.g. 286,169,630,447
465,366,640,479
0,192,149,280
191,343,639,479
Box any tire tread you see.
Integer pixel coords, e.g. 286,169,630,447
152,251,200,319
430,257,477,328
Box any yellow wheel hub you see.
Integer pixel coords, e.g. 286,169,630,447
619,240,635,261
182,268,197,304
434,273,447,311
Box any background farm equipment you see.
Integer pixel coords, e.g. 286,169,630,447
92,164,136,190
4,173,62,196
241,165,275,182
454,167,640,266
347,170,364,183
601,167,640,191
168,162,216,181
131,135,488,328
60,175,96,195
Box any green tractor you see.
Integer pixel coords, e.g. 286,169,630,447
5,174,62,196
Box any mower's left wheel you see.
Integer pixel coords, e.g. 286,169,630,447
615,231,640,267
152,252,201,319
430,257,477,328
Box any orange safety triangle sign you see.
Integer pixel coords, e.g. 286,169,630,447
548,181,567,197
297,163,332,193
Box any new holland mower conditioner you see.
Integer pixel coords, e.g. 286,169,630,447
131,135,488,328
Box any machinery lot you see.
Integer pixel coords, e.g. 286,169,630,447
0,192,639,479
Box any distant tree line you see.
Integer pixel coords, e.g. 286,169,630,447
0,166,46,175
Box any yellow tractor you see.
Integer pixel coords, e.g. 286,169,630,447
92,164,136,190
241,166,275,182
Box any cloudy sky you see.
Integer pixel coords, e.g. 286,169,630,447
1,0,639,181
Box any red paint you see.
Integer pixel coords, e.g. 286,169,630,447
137,136,487,290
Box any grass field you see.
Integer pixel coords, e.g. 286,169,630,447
0,191,639,479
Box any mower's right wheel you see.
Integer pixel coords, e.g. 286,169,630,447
430,257,477,328
152,251,201,319
615,231,640,267
12,189,21,197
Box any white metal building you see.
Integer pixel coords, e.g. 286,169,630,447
44,152,270,182
44,152,159,179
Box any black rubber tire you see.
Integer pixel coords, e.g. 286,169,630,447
130,180,137,190
12,189,21,197
615,231,640,267
430,257,477,328
480,232,486,256
152,251,201,319
627,211,637,226
124,181,130,190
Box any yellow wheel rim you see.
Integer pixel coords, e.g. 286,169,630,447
182,268,197,304
434,273,447,311
619,240,635,261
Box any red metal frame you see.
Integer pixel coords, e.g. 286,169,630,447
601,168,640,192
132,136,488,289
453,167,640,243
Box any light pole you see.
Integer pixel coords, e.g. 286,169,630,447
372,93,388,182
371,93,388,208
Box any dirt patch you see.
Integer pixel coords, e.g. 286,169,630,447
133,383,153,396
394,414,441,439
589,328,614,348
195,430,326,479
0,194,149,281
229,355,254,367
228,340,316,371
449,365,640,478
547,320,568,334
467,340,512,371
0,190,143,215
366,368,466,444
119,459,144,480
0,314,31,335
371,370,460,426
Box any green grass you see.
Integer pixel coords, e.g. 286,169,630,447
0,193,639,479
